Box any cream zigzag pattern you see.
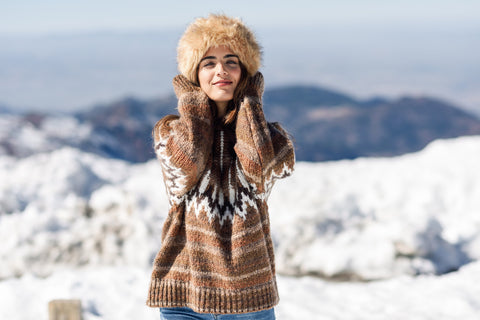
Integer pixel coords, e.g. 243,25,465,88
156,136,293,225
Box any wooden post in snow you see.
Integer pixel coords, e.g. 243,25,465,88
48,299,82,320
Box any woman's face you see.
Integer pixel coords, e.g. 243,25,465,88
198,45,241,108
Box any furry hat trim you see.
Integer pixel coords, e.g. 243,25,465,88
177,14,262,84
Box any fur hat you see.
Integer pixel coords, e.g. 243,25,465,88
177,14,262,84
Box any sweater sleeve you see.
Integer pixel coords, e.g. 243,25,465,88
234,96,295,197
153,91,214,201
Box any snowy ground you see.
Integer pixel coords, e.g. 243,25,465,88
1,136,480,319
1,262,479,320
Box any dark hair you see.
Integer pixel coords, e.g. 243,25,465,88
223,63,248,125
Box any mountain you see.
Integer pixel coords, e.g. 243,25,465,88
0,96,174,161
75,95,176,162
0,104,12,114
1,86,480,162
263,86,480,161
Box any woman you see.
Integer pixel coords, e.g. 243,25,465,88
147,14,295,319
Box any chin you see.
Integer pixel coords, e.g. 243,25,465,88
213,95,233,102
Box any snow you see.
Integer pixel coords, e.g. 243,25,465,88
1,263,479,320
0,114,93,158
270,137,480,279
1,136,480,319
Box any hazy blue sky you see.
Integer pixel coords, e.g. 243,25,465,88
2,0,479,34
1,1,479,114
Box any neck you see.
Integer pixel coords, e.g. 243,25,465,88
215,101,228,118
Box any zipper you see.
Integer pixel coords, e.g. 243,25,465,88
219,130,224,172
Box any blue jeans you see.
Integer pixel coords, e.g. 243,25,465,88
159,307,276,320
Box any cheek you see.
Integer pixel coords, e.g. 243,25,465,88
197,70,211,90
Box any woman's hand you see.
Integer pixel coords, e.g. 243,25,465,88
172,74,204,98
244,72,265,101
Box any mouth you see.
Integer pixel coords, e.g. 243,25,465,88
213,80,233,86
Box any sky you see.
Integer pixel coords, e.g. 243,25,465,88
1,1,479,114
2,0,479,34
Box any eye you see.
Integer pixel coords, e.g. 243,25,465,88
226,60,239,68
201,61,215,68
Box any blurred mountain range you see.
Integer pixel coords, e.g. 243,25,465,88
1,85,480,162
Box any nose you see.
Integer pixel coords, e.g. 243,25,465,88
216,63,228,76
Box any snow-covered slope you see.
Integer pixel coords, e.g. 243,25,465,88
270,136,480,279
1,136,480,282
0,114,93,158
0,148,167,279
1,262,480,320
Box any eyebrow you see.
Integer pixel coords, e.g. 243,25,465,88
200,54,239,62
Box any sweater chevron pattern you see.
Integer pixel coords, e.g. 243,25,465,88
147,76,295,314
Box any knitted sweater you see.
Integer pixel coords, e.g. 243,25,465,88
147,74,295,314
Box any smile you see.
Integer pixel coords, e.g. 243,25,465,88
213,80,233,86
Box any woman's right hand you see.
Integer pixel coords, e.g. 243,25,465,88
172,75,203,98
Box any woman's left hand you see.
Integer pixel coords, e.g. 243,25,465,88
244,72,264,101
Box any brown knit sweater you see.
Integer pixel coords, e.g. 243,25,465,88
147,73,295,314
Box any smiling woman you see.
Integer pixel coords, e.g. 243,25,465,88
147,14,295,319
197,46,243,118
